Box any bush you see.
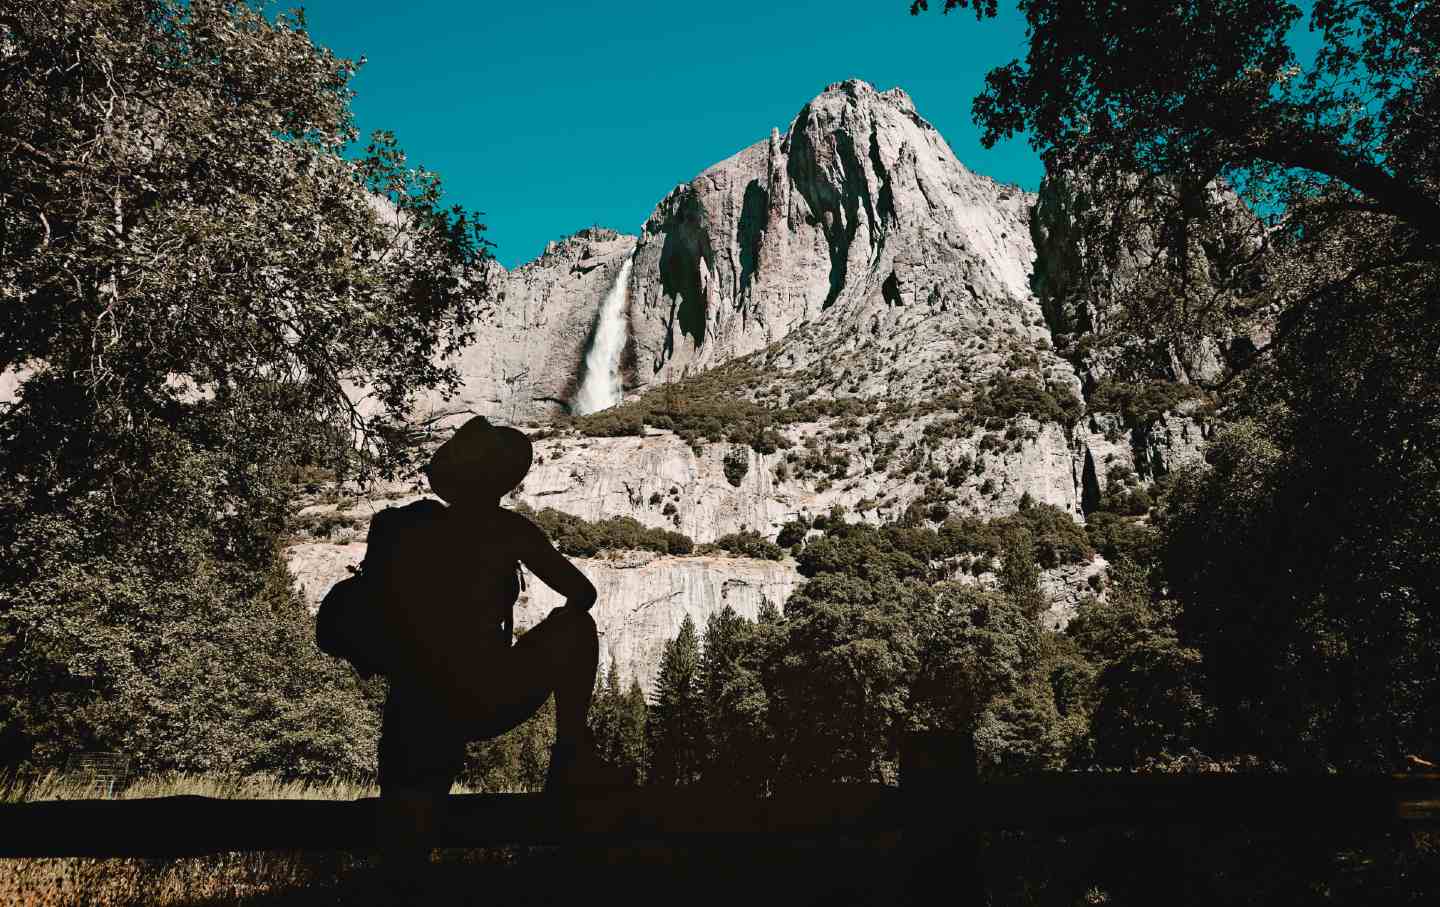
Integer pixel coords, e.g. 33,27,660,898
776,519,810,550
723,447,750,487
1089,379,1205,428
700,530,785,561
514,504,696,558
1101,485,1153,516
1085,511,1160,566
976,374,1084,428
939,503,1094,569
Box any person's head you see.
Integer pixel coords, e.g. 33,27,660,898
423,416,533,506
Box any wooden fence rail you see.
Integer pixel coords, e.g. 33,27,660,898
3,774,1437,859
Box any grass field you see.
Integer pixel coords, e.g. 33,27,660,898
0,772,905,907
2,773,408,906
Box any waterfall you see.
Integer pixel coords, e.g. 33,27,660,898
571,255,634,415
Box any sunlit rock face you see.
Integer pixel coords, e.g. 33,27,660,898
627,79,1058,404
286,538,799,694
511,420,1080,547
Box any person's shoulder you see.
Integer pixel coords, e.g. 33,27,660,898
379,497,446,518
370,498,448,533
496,507,547,544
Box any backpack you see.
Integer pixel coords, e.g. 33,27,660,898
315,566,387,679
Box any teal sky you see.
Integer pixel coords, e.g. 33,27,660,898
294,1,1039,269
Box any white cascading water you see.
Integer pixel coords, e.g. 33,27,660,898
570,255,634,415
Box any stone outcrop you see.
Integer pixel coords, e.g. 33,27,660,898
1072,408,1212,511
626,80,1067,408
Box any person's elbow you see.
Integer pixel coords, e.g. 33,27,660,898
568,577,597,611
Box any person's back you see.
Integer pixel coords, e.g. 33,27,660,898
372,501,525,698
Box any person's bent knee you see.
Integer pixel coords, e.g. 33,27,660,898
550,606,598,662
546,605,596,636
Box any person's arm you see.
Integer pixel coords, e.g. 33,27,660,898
513,515,597,611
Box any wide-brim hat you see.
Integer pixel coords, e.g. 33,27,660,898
424,416,533,503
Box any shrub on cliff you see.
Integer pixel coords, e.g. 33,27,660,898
515,504,695,557
700,530,785,561
975,375,1084,428
722,447,751,487
1089,379,1204,429
938,503,1093,569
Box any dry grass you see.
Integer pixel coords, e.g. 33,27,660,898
0,772,474,906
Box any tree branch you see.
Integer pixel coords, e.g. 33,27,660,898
1256,136,1440,240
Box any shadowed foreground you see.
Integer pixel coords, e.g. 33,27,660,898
3,772,1438,906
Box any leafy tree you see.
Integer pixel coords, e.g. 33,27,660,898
915,0,1439,357
919,0,1440,774
976,536,1066,771
1067,562,1213,766
2,0,491,477
1160,417,1438,769
0,0,489,776
771,569,923,782
999,527,1045,620
646,615,704,786
911,585,1024,733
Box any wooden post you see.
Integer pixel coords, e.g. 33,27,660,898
900,730,986,907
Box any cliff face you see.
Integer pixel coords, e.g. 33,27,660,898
515,419,1080,545
287,540,800,693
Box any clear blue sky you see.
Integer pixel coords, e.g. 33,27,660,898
295,1,1038,269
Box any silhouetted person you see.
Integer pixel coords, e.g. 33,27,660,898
367,415,623,870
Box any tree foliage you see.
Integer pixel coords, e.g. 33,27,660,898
917,0,1440,774
1,0,492,478
918,0,1439,372
0,0,489,777
646,615,704,786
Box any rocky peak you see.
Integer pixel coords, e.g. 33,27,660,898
625,79,1049,404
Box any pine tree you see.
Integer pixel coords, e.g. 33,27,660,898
647,615,703,786
588,655,623,764
619,678,650,784
700,606,776,788
1000,527,1045,620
